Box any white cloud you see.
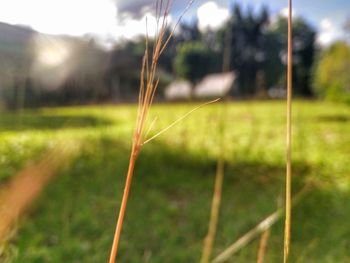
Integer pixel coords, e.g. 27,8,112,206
279,7,296,19
320,18,332,30
276,8,343,47
317,18,343,46
197,2,229,32
0,0,117,36
114,13,172,40
0,0,174,47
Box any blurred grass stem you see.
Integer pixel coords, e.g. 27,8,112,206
200,18,232,263
211,185,311,263
284,0,293,262
256,229,270,263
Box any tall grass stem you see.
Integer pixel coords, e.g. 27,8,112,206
256,229,270,263
284,0,293,262
200,22,232,263
200,158,224,263
107,1,208,262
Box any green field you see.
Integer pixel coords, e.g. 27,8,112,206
1,101,349,262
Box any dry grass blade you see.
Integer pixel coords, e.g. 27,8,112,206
256,229,270,263
212,210,281,263
0,143,78,241
159,0,195,55
200,23,232,263
108,2,173,262
284,0,293,262
108,1,215,262
143,98,220,145
200,157,224,263
211,185,311,263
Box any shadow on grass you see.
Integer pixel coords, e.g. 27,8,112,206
8,138,350,263
0,112,111,132
316,114,350,123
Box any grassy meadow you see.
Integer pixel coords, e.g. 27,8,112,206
0,100,349,262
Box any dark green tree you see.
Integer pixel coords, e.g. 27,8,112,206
177,20,202,42
159,21,202,73
219,4,270,95
313,41,350,103
174,41,217,86
265,16,316,95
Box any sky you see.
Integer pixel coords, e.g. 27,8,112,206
0,0,349,47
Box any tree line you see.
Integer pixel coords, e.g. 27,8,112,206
1,3,349,109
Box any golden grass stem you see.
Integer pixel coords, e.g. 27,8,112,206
0,142,78,241
284,0,293,262
256,229,270,263
200,157,224,263
212,185,311,263
108,2,170,261
108,146,139,263
200,20,232,263
107,1,201,262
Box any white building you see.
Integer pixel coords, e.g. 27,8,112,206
194,72,236,98
164,80,192,100
164,72,237,100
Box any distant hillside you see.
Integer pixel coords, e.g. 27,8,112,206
0,22,37,55
0,21,111,108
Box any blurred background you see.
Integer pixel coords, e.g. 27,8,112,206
0,0,349,262
0,0,349,106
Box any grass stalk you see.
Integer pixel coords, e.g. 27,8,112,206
211,185,311,263
200,157,224,263
256,229,270,263
0,143,77,241
108,146,139,263
284,0,293,262
108,2,172,262
108,1,207,262
200,23,232,263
